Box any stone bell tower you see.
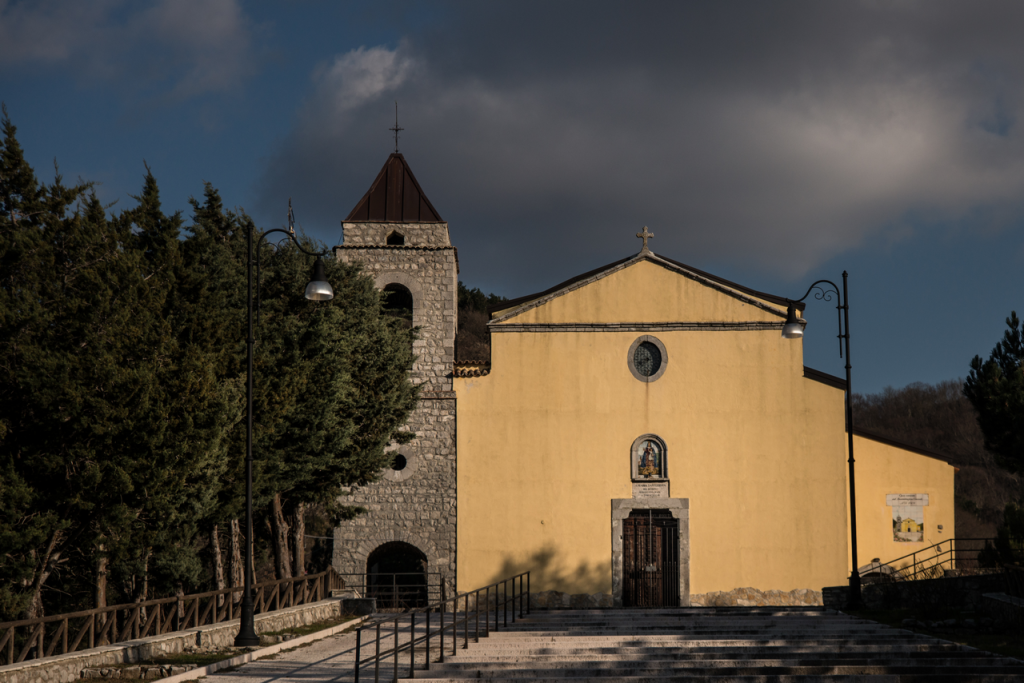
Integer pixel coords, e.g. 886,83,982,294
331,152,458,596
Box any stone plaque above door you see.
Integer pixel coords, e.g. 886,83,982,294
632,481,669,498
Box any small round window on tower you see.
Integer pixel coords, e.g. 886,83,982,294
391,454,408,471
633,342,662,377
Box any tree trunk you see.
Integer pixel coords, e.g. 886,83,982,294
23,528,63,620
95,544,108,610
211,524,225,608
229,518,243,604
133,548,151,623
175,584,185,624
291,502,306,577
94,541,108,644
269,493,292,580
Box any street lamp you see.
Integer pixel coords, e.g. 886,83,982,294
783,271,862,610
235,218,333,647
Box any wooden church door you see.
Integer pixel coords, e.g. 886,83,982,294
623,509,680,607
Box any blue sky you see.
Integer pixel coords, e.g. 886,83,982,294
2,0,1022,395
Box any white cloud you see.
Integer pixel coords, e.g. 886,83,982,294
310,45,415,117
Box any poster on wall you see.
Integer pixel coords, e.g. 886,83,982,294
886,494,929,543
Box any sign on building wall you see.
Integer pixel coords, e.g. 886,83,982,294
886,493,929,543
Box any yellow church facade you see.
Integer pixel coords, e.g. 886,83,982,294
453,246,955,603
331,152,955,607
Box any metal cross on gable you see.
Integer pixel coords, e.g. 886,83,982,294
390,101,404,153
636,226,654,250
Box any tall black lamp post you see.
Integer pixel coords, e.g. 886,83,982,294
782,271,862,610
235,222,334,647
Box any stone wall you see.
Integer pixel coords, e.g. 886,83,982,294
332,225,458,590
332,395,457,585
824,572,1011,612
689,587,823,607
335,243,457,389
0,599,343,683
340,222,451,248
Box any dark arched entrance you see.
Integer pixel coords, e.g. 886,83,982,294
366,541,428,608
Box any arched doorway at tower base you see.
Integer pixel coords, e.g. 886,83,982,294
367,541,429,609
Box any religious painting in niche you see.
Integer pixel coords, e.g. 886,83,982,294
887,493,928,543
631,435,667,480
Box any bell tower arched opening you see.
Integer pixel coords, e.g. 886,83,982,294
382,283,414,329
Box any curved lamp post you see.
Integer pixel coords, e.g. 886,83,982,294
235,220,333,647
783,271,862,610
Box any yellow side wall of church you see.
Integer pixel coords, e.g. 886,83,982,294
850,434,956,569
456,261,853,596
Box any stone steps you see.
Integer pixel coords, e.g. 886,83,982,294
401,607,1024,682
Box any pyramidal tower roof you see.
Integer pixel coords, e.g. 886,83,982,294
344,152,443,223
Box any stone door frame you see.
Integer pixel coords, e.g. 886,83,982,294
611,498,689,607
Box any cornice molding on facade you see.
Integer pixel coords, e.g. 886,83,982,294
488,251,795,326
489,321,787,333
852,425,958,467
333,244,460,273
803,366,847,390
334,244,456,251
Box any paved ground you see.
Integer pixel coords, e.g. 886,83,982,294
212,607,1024,682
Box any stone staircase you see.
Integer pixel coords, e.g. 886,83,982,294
407,606,1024,682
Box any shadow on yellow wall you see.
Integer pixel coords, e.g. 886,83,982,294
489,544,611,595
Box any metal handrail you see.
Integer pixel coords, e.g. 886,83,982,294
0,568,344,665
335,572,444,610
353,571,530,682
869,537,997,581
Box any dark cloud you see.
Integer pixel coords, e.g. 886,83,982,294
258,1,1024,296
0,0,258,105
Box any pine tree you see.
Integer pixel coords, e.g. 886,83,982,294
0,108,92,618
251,237,417,577
964,311,1024,473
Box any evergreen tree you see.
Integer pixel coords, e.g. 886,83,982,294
964,311,1024,473
0,108,93,618
0,108,420,615
251,237,417,577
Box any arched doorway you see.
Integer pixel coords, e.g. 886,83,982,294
366,541,428,608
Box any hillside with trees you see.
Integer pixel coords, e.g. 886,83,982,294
853,380,1019,539
456,282,506,362
853,311,1022,542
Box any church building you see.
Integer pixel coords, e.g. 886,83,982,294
331,152,956,607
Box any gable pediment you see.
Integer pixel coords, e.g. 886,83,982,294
491,253,794,326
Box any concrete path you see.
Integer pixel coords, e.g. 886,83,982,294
211,606,1024,682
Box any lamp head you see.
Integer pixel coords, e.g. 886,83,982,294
781,305,805,339
304,258,334,301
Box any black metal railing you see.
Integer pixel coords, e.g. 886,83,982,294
354,572,530,682
334,572,443,610
872,538,998,581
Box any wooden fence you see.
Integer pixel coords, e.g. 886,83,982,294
0,568,344,666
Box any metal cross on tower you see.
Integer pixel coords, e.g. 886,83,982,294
390,102,404,153
636,226,654,251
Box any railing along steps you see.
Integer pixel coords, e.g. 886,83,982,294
406,607,1024,682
